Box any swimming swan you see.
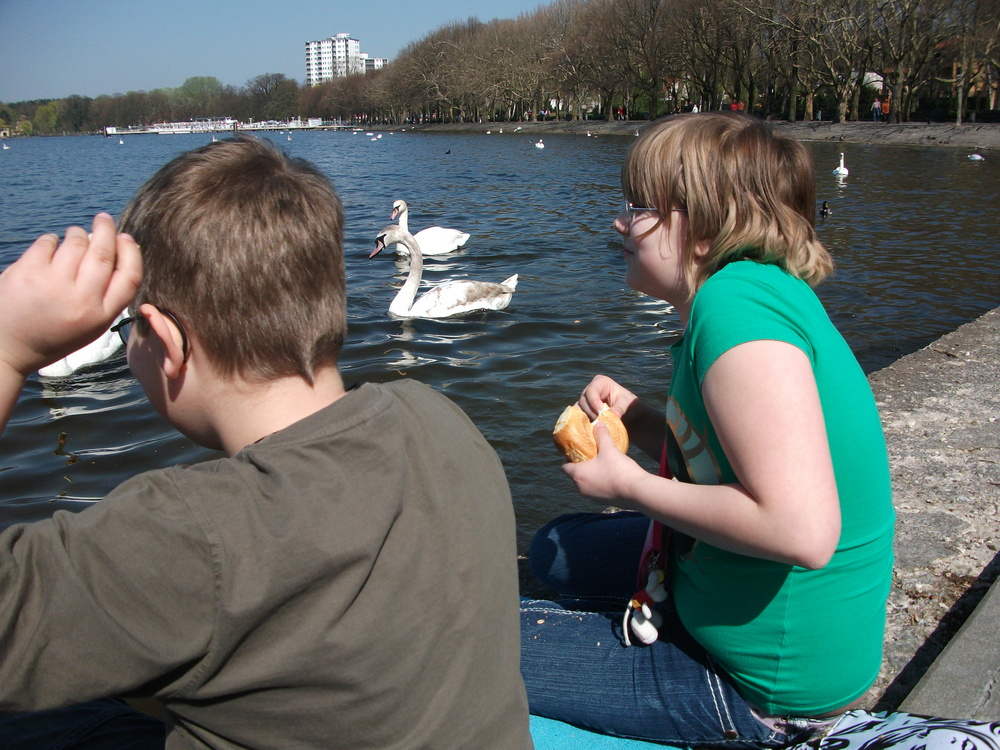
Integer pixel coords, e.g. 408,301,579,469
968,153,985,161
38,312,126,378
832,153,849,176
390,199,470,256
370,225,517,319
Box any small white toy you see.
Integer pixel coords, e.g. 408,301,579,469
624,569,668,646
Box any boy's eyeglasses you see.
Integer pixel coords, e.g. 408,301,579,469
111,308,190,363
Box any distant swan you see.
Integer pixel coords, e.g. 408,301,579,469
535,139,545,149
832,153,849,176
968,153,985,161
391,199,470,256
38,312,126,378
370,225,517,319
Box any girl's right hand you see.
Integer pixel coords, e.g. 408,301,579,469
578,375,639,420
579,374,666,464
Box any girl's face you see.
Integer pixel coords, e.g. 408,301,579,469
614,205,695,321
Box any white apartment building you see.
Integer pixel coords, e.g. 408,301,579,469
305,33,387,86
362,54,389,74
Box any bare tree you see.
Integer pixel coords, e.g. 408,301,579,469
874,0,950,121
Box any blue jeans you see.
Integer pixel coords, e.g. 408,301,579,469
521,512,806,748
0,699,164,750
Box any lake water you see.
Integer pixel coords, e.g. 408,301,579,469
1,129,998,548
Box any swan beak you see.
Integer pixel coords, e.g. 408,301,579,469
370,237,387,259
390,208,399,220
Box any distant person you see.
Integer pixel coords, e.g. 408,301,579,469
872,98,882,122
520,113,894,746
0,136,532,750
882,98,891,122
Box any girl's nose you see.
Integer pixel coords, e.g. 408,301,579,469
613,212,629,235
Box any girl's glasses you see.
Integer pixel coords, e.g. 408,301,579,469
623,201,687,220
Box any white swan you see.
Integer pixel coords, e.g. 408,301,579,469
832,152,849,176
370,225,517,319
390,199,470,256
38,312,127,378
535,139,545,149
968,153,985,161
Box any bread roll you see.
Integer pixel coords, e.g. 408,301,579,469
552,404,629,462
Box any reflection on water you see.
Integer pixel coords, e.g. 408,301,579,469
0,131,998,545
39,357,136,421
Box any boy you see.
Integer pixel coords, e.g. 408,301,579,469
0,137,532,749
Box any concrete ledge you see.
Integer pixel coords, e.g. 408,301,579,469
868,306,1000,713
898,575,1000,719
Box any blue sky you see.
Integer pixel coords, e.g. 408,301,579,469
0,0,545,103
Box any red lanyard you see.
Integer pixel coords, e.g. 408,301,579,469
625,434,672,645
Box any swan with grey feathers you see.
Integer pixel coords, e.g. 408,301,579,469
390,199,470,256
370,225,517,319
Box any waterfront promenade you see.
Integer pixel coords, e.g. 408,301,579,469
400,119,1000,153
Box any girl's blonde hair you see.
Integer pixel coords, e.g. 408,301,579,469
622,113,833,298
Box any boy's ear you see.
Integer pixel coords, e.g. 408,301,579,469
138,303,187,379
692,239,711,259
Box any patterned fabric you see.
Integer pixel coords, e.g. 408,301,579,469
801,711,1000,750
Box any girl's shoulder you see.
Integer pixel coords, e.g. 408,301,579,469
697,260,809,306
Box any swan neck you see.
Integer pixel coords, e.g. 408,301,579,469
390,235,423,316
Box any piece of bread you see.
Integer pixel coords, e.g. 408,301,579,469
552,404,629,462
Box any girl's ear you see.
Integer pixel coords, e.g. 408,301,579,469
138,303,187,379
693,239,711,259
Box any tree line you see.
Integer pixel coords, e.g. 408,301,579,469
3,0,998,135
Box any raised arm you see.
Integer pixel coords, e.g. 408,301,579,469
0,213,142,433
565,340,841,569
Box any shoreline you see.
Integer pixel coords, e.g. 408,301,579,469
394,119,1000,152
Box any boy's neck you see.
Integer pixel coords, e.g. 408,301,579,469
203,365,348,456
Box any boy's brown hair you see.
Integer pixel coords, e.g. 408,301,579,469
118,136,346,383
622,113,834,298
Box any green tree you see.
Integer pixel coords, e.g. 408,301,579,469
60,95,93,132
34,101,59,133
178,76,225,118
244,73,298,120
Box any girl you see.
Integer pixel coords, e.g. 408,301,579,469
521,113,894,747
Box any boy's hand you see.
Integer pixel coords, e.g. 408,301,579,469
0,213,142,376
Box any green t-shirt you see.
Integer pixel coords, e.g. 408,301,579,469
666,261,894,716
